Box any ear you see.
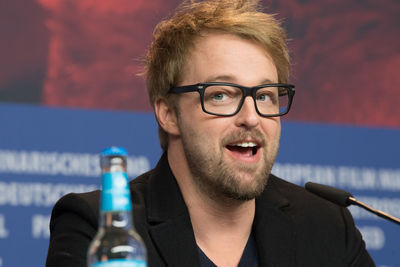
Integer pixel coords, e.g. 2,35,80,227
154,98,180,136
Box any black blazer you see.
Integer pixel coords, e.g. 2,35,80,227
46,154,375,267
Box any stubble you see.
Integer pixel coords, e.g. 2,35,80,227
180,126,279,202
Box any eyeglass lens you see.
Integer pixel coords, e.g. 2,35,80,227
203,85,289,116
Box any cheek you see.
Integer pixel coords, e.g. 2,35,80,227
176,96,203,131
261,118,281,139
194,119,224,141
181,116,228,152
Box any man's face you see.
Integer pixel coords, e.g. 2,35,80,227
175,32,281,201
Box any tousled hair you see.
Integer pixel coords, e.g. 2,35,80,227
145,0,290,150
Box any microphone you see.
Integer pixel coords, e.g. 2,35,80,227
305,182,400,225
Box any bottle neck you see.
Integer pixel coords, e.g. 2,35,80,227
99,169,133,229
99,210,133,229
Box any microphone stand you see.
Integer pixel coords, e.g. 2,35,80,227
305,182,400,226
348,196,400,225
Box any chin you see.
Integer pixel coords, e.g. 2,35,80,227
225,177,268,201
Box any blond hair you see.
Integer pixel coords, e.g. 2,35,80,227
145,0,290,150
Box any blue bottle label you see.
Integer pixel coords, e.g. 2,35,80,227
101,172,132,212
91,259,146,267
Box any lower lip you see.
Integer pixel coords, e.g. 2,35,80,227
225,147,262,164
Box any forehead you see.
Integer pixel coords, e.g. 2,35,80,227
182,32,278,85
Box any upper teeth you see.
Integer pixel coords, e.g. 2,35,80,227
235,142,257,148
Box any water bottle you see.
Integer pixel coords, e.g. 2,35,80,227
87,147,147,267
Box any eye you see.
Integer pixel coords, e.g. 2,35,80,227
256,94,267,101
256,93,272,102
204,85,240,103
256,87,278,104
211,92,228,101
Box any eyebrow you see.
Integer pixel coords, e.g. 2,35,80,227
204,75,276,84
204,75,236,83
259,78,276,84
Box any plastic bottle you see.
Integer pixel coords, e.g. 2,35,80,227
87,147,147,267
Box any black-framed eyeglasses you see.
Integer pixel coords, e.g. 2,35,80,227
169,82,295,117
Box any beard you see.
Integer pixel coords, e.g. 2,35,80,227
180,125,280,201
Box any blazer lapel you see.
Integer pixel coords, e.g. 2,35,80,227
145,154,201,267
149,213,201,267
254,175,296,267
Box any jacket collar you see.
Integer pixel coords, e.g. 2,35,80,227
145,153,295,267
146,153,201,267
254,176,296,267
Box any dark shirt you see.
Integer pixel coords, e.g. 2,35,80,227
198,232,258,267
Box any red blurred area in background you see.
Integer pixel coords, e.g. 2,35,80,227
38,0,181,111
271,0,400,127
1,0,399,127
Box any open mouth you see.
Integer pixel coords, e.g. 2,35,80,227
226,141,260,157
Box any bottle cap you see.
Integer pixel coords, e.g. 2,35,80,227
101,147,128,157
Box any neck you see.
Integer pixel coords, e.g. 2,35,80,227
187,194,255,246
167,146,255,267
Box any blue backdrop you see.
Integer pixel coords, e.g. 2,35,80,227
0,103,399,266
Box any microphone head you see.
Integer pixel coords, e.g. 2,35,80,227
305,182,353,207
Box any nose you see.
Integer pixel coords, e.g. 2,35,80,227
234,97,260,128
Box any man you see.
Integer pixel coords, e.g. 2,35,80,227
46,0,375,266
